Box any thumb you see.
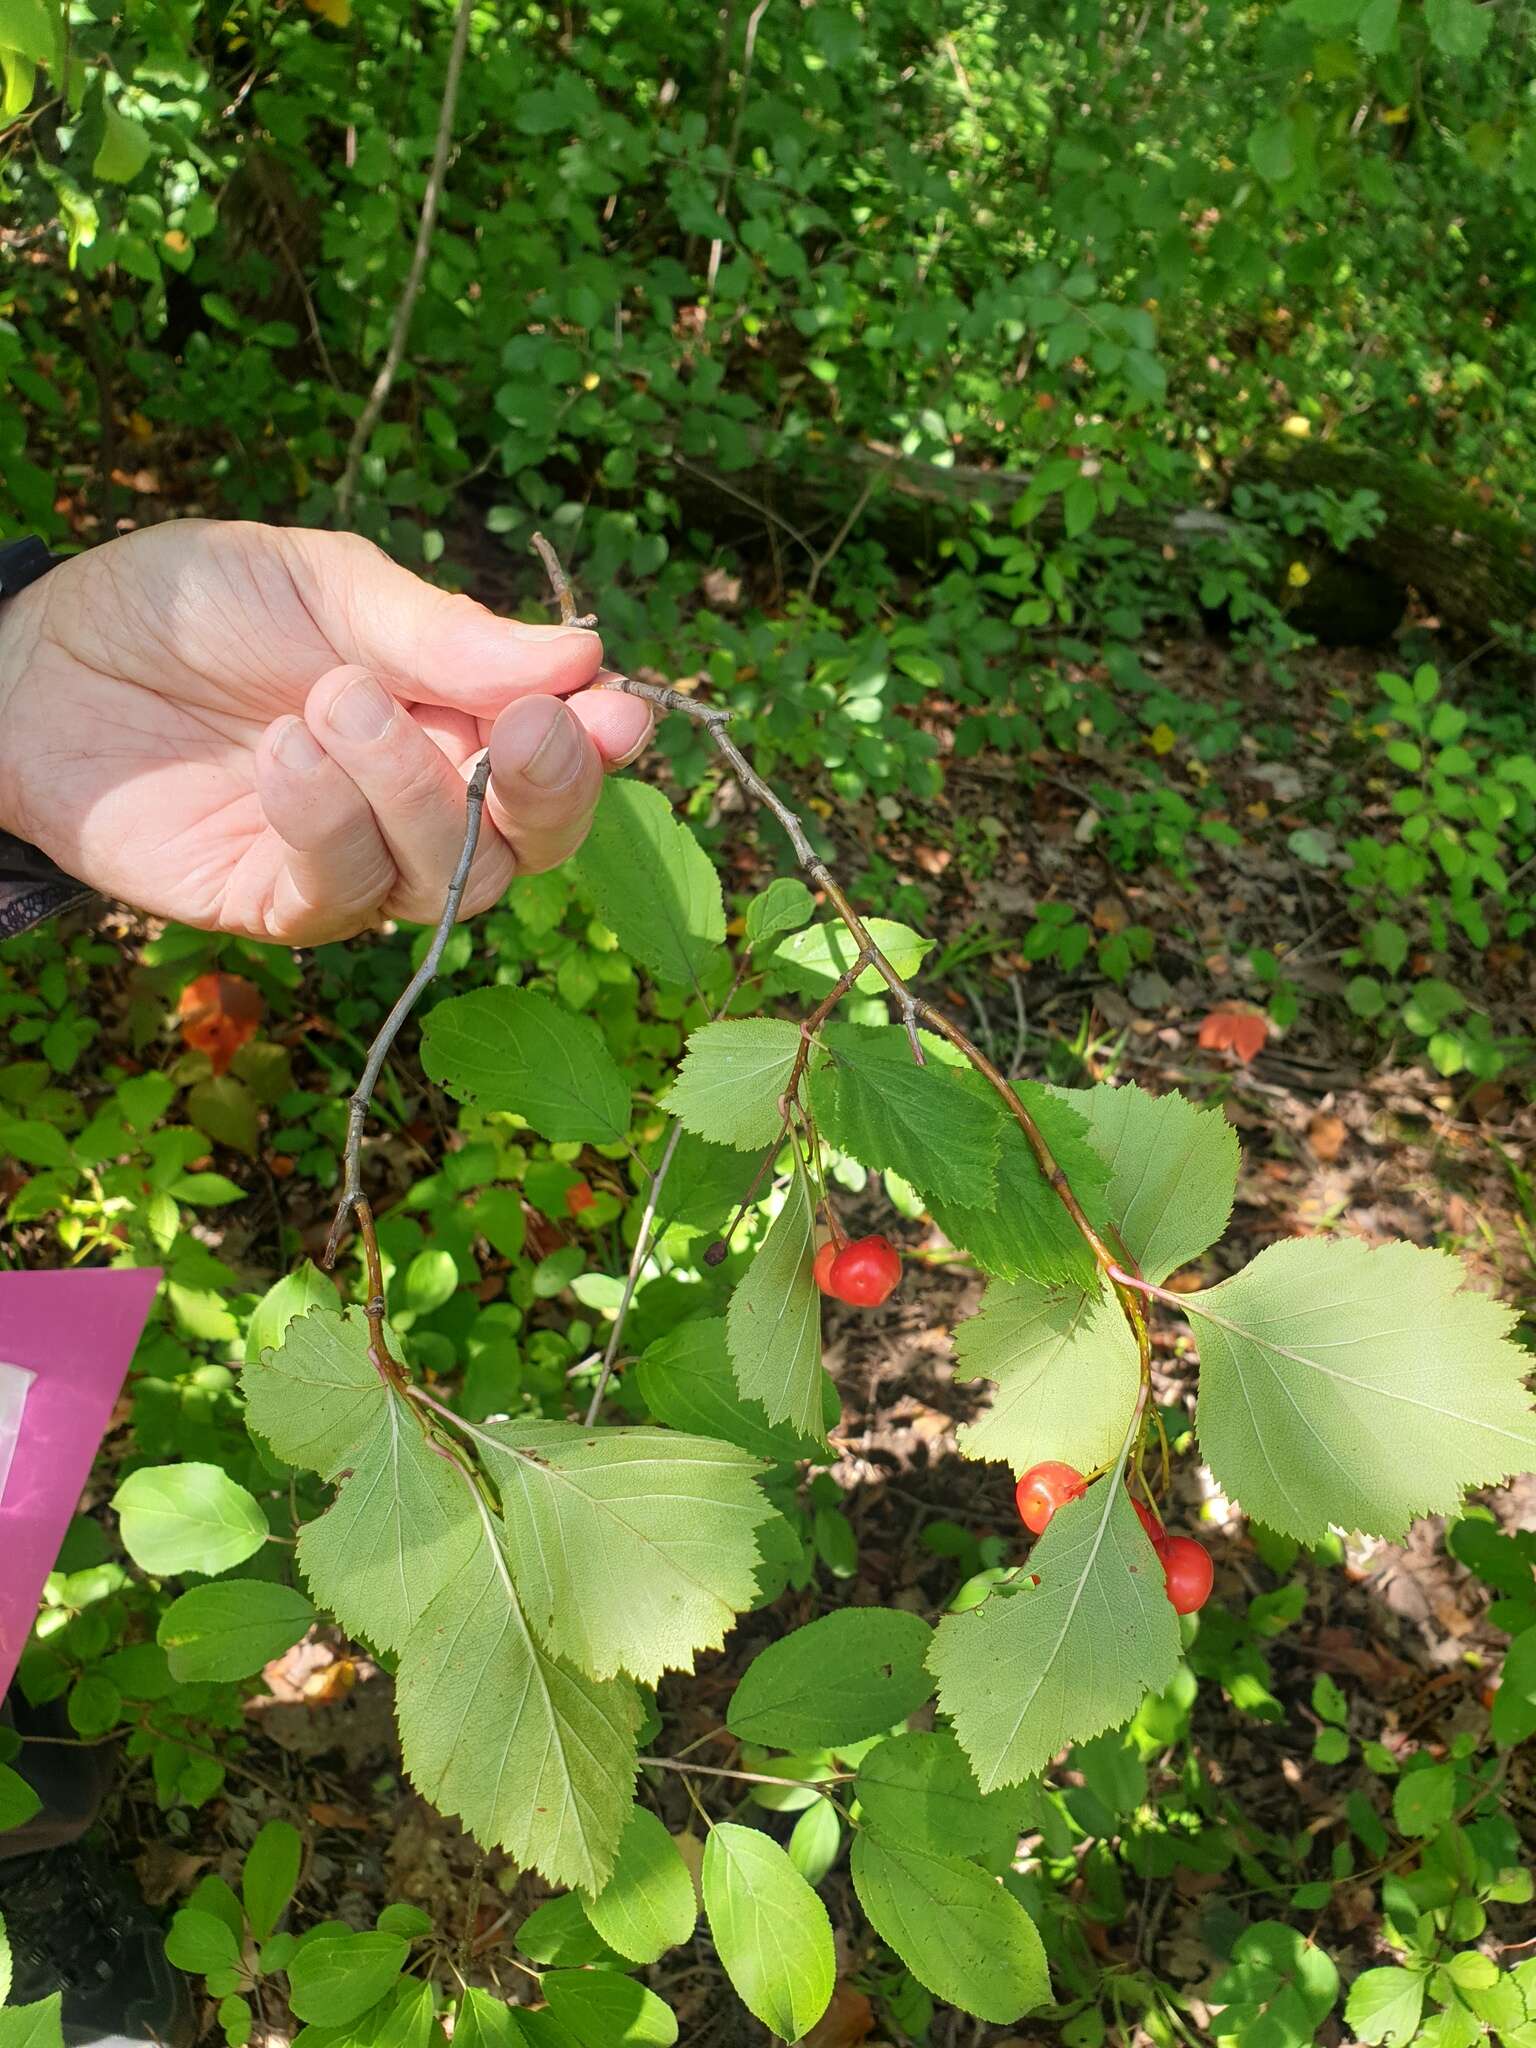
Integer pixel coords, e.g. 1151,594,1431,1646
277,529,604,718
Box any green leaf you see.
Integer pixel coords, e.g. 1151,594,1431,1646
0,0,54,63
1071,1083,1238,1283
421,990,629,1143
572,780,725,990
1248,115,1297,184
186,1076,260,1157
787,1799,841,1884
854,1731,1030,1864
466,1416,773,1683
1188,1240,1536,1543
809,1026,1000,1207
402,1250,457,1317
635,1317,834,1464
930,1485,1182,1791
725,1153,825,1441
394,1525,640,1892
92,101,152,182
581,1805,697,1964
1345,1968,1425,2046
1492,1626,1536,1747
849,1833,1049,2025
771,917,932,996
1425,0,1492,56
243,1820,302,1942
0,1764,41,1834
287,1931,408,2026
0,1114,69,1168
67,1673,121,1737
1356,0,1400,47
542,1972,676,2048
1393,1762,1455,1836
728,1608,934,1748
157,1581,315,1681
953,1277,1140,1476
0,1909,10,2006
452,1990,530,2048
927,1084,1110,1290
165,1906,240,1974
112,1462,269,1577
250,1313,480,1654
744,878,814,949
0,1995,67,2048
666,1020,802,1151
702,1825,835,2043
1208,1921,1339,2047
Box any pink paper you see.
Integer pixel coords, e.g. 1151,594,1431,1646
0,1268,161,1698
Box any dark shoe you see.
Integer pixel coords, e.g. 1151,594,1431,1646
0,1844,197,2048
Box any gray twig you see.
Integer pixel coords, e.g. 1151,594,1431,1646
323,751,493,1268
583,1118,683,1426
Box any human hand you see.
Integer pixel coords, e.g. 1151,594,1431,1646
0,521,651,944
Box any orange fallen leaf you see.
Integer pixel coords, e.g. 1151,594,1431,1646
1306,1112,1347,1162
179,972,263,1076
308,1802,371,1831
565,1180,596,1217
1197,1008,1268,1064
805,1986,875,2048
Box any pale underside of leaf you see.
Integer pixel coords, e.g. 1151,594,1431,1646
954,1275,1140,1475
297,1390,480,1655
930,1484,1182,1792
470,1419,771,1683
1069,1081,1238,1284
394,1514,640,1894
244,1307,384,1476
726,1160,826,1440
1189,1236,1536,1542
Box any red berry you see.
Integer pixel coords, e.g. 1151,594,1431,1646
812,1241,840,1295
827,1234,901,1307
1132,1497,1168,1548
1014,1462,1087,1535
1160,1536,1214,1615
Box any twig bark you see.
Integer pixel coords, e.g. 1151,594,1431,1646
334,0,477,521
323,752,492,1272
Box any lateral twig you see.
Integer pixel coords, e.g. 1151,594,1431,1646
323,752,493,1279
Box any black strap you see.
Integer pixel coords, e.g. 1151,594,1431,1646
0,538,61,600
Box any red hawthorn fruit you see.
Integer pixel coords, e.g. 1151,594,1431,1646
827,1234,901,1307
812,1240,841,1295
1014,1461,1087,1535
1160,1535,1214,1614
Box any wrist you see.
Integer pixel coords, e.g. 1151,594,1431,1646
0,570,51,843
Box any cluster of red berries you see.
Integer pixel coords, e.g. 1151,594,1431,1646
813,1233,902,1307
1013,1462,1214,1615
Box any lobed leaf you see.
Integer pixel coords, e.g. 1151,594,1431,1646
930,1485,1182,1791
1188,1238,1536,1542
928,1082,1109,1290
808,1025,999,1208
953,1275,1140,1475
1069,1081,1238,1282
244,1307,388,1476
666,1019,802,1152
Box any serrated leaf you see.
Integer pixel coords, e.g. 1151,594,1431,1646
572,780,724,990
635,1317,834,1463
854,1730,1030,1864
0,1765,41,1835
420,989,629,1143
930,1485,1182,1791
466,1417,772,1683
1345,1966,1426,2046
850,1833,1049,2024
809,1025,999,1206
928,1082,1109,1289
112,1462,268,1577
0,1994,66,2048
728,1608,934,1748
245,1262,336,1368
725,1154,824,1440
1069,1083,1237,1283
581,1805,697,1963
744,877,814,948
666,1020,801,1151
244,1307,388,1474
1188,1239,1536,1543
953,1276,1140,1475
543,1971,676,2047
772,917,931,994
156,1580,315,1681
702,1825,835,2043
395,1525,640,1892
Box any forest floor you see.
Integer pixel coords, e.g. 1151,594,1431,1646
74,616,1536,2048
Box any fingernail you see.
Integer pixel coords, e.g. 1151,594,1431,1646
329,675,394,742
273,718,325,773
524,701,585,789
507,619,599,642
611,723,653,770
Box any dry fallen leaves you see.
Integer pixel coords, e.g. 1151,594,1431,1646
1306,1111,1347,1162
805,1986,876,2048
1197,1007,1268,1064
